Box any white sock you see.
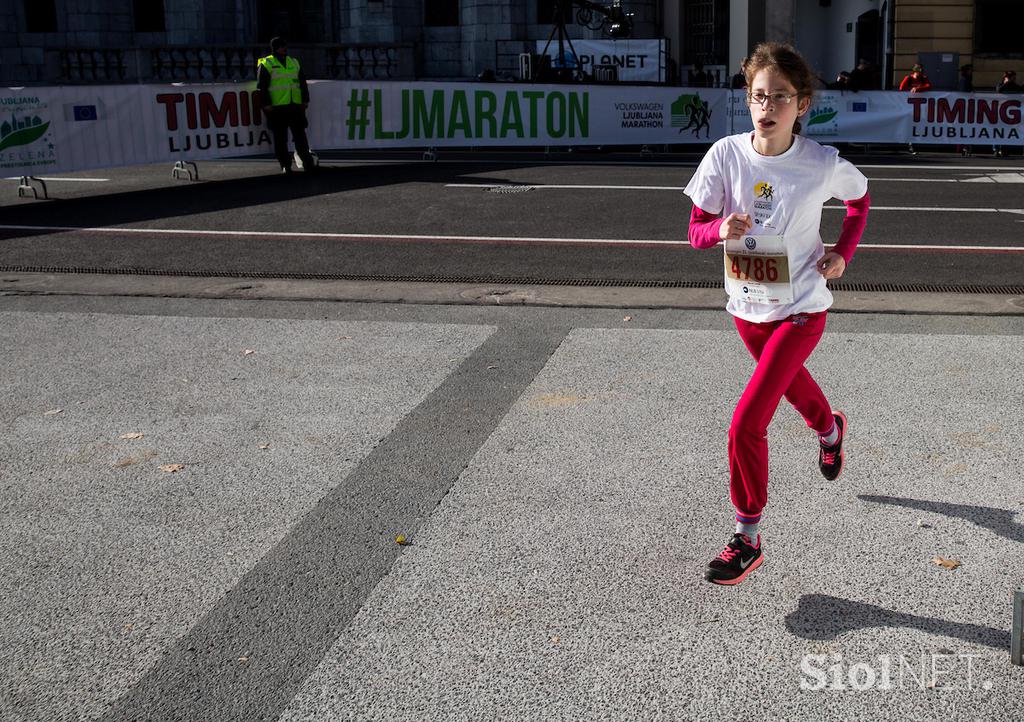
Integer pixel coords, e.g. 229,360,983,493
819,422,839,446
736,522,760,544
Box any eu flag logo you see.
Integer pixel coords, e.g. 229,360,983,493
73,105,98,121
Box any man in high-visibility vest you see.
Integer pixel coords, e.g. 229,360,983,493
256,37,316,174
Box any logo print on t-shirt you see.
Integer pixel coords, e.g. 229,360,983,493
753,181,777,228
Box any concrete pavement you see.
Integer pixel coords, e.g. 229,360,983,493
1,294,1022,720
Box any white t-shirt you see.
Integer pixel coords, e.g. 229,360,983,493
683,131,868,323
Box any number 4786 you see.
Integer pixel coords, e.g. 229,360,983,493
731,255,779,282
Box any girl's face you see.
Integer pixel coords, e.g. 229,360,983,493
748,69,809,139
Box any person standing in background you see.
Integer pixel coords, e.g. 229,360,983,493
899,64,931,93
958,64,974,92
957,65,974,156
997,69,1021,93
848,59,874,91
994,70,1021,157
900,64,931,154
257,37,316,174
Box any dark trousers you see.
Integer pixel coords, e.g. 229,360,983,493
266,105,313,169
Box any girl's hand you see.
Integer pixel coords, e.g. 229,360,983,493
719,213,753,241
817,251,846,279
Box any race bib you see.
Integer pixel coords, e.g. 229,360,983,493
723,234,793,305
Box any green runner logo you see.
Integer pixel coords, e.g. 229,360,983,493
0,113,49,151
346,88,589,141
671,93,711,138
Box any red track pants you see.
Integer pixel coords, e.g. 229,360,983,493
729,311,835,523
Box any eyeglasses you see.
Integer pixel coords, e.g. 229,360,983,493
747,92,797,107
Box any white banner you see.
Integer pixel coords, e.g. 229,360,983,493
0,84,275,177
730,90,912,142
2,83,1022,178
907,92,1022,145
534,39,665,83
317,83,730,149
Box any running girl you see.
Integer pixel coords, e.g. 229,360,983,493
683,43,871,585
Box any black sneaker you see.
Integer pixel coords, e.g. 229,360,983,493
818,411,847,481
705,533,763,585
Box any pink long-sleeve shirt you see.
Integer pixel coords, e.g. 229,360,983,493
687,192,871,265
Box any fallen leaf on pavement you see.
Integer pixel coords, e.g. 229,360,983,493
487,365,498,370
932,556,961,570
259,443,270,450
395,534,410,546
243,349,256,356
159,464,185,473
338,336,353,340
623,316,632,322
119,432,144,440
43,409,63,416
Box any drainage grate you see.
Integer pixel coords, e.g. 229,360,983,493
487,185,534,194
2,266,1024,294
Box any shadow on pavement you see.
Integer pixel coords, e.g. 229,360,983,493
786,594,1011,650
859,495,1024,544
0,161,532,230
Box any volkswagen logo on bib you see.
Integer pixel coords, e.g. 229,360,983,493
744,237,757,250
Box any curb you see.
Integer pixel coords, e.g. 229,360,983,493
3,272,1024,315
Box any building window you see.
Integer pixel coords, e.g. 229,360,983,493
537,0,572,25
975,0,1024,55
683,0,729,67
24,0,58,32
425,0,459,26
134,0,166,32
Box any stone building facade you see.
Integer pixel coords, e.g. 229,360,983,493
4,0,660,85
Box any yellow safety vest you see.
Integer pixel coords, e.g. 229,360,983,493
257,55,303,106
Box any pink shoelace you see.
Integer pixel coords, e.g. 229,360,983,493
821,448,838,465
717,545,739,562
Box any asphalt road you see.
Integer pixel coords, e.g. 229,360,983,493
2,149,1024,290
1,294,1022,721
2,148,1023,721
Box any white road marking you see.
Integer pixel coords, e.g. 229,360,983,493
448,181,688,190
446,183,1024,213
962,172,1024,183
822,206,1024,214
227,158,1024,171
856,164,1024,171
1,224,1021,252
5,176,110,182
